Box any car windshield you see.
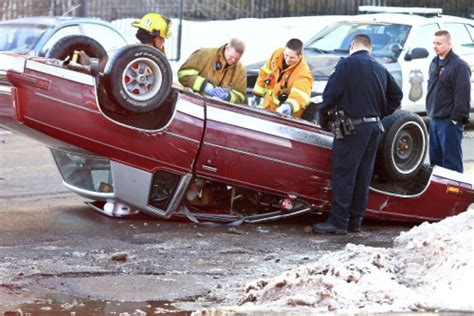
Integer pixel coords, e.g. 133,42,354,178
0,24,48,54
305,22,411,59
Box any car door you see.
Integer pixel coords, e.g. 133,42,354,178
399,23,440,113
442,22,474,110
194,100,333,205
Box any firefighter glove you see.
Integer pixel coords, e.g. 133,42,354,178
203,82,216,96
276,102,292,115
213,87,231,101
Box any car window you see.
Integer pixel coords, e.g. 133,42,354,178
444,23,474,46
42,25,81,54
305,22,411,59
410,23,440,50
0,24,47,54
80,23,127,54
466,24,474,42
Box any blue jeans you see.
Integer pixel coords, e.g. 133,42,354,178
429,117,464,173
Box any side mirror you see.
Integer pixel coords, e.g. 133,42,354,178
390,43,403,54
405,47,429,61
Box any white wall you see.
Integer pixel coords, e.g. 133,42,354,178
112,15,346,73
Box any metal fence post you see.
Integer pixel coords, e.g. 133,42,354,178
78,0,87,17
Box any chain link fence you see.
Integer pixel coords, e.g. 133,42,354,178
1,0,473,21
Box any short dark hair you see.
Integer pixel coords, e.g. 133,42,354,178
352,34,372,49
435,30,451,41
136,28,154,44
285,38,303,55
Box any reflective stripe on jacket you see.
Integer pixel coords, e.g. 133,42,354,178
177,45,247,104
253,47,313,118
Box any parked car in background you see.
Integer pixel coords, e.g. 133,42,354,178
246,6,474,115
0,16,128,57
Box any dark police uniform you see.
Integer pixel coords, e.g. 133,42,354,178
317,50,402,231
426,49,471,173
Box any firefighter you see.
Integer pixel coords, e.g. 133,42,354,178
177,38,247,104
132,13,172,54
253,38,313,118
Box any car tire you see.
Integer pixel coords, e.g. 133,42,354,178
376,110,428,181
46,35,108,62
104,45,172,113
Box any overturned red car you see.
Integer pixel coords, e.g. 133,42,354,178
0,38,473,224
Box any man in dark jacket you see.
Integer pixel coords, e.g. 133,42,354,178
314,34,402,235
426,30,471,173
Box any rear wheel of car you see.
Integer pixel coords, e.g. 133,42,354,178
46,35,108,62
376,110,428,181
104,45,172,113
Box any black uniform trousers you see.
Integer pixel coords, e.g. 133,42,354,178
327,122,382,229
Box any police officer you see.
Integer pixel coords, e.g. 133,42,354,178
314,34,402,235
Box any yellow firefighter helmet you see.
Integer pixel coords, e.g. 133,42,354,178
132,13,172,39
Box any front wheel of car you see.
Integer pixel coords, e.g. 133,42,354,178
104,45,172,113
376,110,428,181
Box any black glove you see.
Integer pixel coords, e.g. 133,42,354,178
317,111,331,131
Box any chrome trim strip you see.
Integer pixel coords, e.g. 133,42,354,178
207,106,333,148
202,165,217,172
165,173,193,217
26,60,94,86
94,84,182,134
245,207,311,223
365,208,440,221
36,92,101,114
165,131,201,143
203,141,318,172
176,98,205,119
62,181,115,199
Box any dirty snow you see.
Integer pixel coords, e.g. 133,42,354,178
196,204,474,314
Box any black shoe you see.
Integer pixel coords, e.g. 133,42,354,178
313,222,347,235
348,218,362,233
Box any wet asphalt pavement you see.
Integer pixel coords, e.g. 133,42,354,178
1,125,473,314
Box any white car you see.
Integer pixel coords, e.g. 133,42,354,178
247,6,474,115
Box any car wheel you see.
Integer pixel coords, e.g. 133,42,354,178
376,110,428,181
104,45,172,113
46,35,108,62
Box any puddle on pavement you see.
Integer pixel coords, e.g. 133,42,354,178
1,294,192,315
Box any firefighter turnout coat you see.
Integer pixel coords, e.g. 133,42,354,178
253,48,313,118
177,45,247,104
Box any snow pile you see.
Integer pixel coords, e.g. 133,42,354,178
236,205,474,313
